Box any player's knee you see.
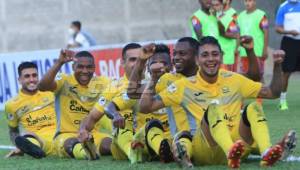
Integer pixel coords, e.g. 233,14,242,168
63,138,80,158
145,119,164,133
174,131,193,142
100,137,112,155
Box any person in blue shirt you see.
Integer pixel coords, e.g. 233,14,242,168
275,0,300,110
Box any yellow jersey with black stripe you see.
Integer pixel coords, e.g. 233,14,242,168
158,69,262,132
54,73,109,133
5,90,56,137
93,76,135,129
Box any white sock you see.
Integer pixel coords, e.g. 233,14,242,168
280,92,287,103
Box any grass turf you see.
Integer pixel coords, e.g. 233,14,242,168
0,74,299,170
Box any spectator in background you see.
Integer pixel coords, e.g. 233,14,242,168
275,0,300,111
67,21,97,49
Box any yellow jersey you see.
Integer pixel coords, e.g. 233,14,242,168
93,76,135,128
5,90,56,137
158,69,262,131
54,73,109,133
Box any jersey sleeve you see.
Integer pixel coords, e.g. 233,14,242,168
226,20,240,33
157,82,183,107
54,73,67,94
237,74,263,98
4,103,18,128
190,15,202,33
75,33,90,47
112,92,136,111
275,5,285,26
259,15,269,30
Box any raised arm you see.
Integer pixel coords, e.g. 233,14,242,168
38,49,75,91
257,50,285,99
240,36,261,81
127,44,156,99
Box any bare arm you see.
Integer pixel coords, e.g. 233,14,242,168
9,127,19,145
257,50,285,99
104,102,125,129
139,78,165,113
275,26,300,36
38,50,75,91
262,28,269,60
240,36,261,81
78,108,104,142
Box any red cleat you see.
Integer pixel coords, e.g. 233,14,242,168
227,140,245,169
260,145,283,167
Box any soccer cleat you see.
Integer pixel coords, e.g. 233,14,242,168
279,101,289,111
277,130,297,160
15,136,45,159
227,140,245,169
260,145,283,167
159,139,173,163
81,136,99,160
172,141,193,168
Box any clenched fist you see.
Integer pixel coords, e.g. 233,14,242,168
240,36,254,50
58,49,76,65
140,43,156,60
272,50,285,64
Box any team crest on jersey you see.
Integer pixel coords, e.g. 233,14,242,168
98,96,106,106
167,83,177,93
7,113,14,120
122,93,130,101
55,73,63,80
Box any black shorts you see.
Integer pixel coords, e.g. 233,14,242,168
280,36,300,73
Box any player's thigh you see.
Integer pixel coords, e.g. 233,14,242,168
37,131,56,156
91,131,111,150
192,129,227,165
281,37,300,72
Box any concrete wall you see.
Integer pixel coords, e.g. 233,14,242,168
0,0,282,53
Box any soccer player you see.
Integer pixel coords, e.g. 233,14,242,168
38,50,112,160
238,0,269,78
5,62,56,158
275,0,300,110
212,0,239,71
78,43,145,164
139,36,293,168
108,43,174,163
189,0,219,40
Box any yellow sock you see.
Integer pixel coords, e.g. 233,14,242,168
72,143,86,159
246,102,271,154
179,137,192,158
116,128,134,157
26,137,41,147
146,127,164,155
207,104,233,154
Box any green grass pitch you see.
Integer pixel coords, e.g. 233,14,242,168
0,75,299,170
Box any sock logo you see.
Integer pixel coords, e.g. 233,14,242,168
212,119,222,128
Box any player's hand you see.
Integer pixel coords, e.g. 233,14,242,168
289,30,300,37
272,50,285,64
58,49,76,65
262,48,268,61
78,129,91,143
113,113,125,129
150,62,167,81
240,36,254,50
140,43,156,60
5,148,23,158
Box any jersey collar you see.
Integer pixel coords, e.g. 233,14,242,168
196,69,224,87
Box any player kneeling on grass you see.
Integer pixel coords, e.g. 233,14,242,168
104,44,174,163
38,50,112,160
139,36,297,168
5,62,57,159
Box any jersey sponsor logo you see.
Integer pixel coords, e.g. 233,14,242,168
16,105,30,117
123,112,133,122
26,115,52,126
194,92,203,96
69,100,89,113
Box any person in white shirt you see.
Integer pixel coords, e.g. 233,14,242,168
67,21,97,48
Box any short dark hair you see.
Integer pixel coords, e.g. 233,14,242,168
18,62,38,76
74,51,94,61
198,36,222,53
71,21,81,30
150,43,171,64
177,37,200,54
122,43,142,60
